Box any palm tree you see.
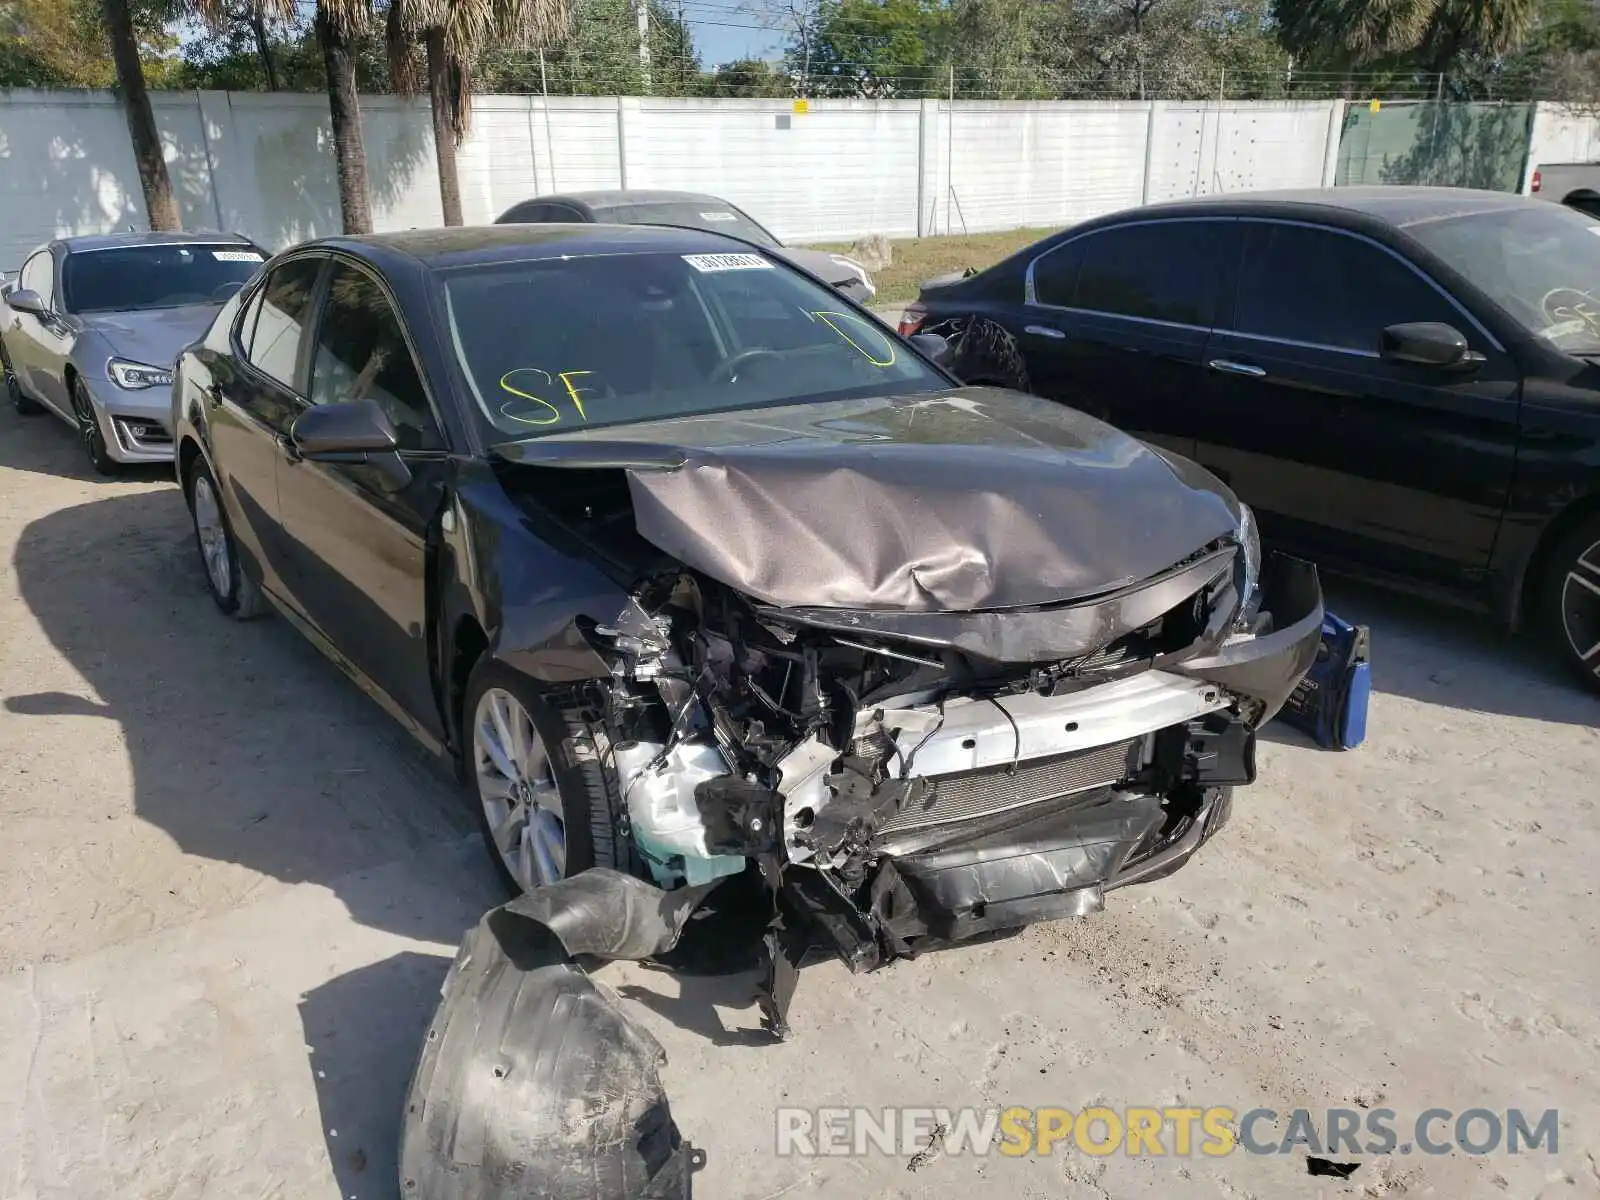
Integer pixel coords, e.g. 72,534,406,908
189,0,374,232
387,0,571,226
101,0,181,230
1274,0,1534,78
103,0,304,231
313,0,379,233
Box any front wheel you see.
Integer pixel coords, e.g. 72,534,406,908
70,377,118,475
1545,514,1600,693
187,458,267,620
463,662,629,896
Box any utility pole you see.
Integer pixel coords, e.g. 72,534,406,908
637,0,651,95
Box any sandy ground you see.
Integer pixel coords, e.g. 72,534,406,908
1,404,1598,1200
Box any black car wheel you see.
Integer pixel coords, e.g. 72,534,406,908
1545,512,1600,693
463,660,631,896
70,376,119,475
1,340,41,415
187,458,268,620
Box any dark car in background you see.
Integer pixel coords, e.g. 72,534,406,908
494,188,878,303
904,187,1600,692
1,232,266,473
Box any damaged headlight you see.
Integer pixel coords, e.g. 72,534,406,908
1237,503,1261,612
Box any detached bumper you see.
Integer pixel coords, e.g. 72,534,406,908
1173,553,1324,726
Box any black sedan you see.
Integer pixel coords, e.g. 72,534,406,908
171,222,1322,1193
903,187,1600,692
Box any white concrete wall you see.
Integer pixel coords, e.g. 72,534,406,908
0,88,1347,271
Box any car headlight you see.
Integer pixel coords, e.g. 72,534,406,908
828,255,876,295
1237,502,1261,608
107,358,174,390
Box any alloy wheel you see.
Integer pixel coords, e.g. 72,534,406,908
191,475,233,600
472,687,566,891
70,380,113,473
1560,536,1600,681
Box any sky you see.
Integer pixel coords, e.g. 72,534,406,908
664,0,788,67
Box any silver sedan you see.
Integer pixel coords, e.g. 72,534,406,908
1,231,267,474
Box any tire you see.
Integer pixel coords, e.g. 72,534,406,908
463,660,631,897
1543,512,1600,694
1,340,41,415
70,376,118,475
186,457,268,620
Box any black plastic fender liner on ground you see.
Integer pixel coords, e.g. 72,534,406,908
400,871,714,1199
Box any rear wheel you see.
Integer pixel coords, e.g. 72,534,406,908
70,376,117,475
1544,513,1600,693
187,458,267,620
1,340,40,415
463,661,630,896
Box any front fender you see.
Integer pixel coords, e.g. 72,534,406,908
1171,554,1324,726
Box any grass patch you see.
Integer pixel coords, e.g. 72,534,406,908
814,226,1063,307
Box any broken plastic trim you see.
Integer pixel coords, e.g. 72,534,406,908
399,871,718,1199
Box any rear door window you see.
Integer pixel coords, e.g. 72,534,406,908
1030,239,1083,307
1233,222,1460,353
1069,221,1237,327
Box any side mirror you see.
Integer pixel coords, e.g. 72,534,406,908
7,288,47,317
910,331,952,367
289,399,399,458
1380,322,1483,371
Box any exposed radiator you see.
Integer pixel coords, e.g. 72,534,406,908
878,737,1141,834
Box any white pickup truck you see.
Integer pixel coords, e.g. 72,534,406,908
1528,161,1600,217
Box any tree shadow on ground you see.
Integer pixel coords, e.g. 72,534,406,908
4,410,497,943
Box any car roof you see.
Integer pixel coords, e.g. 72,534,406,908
1124,186,1535,229
322,222,765,271
57,230,256,253
535,189,737,210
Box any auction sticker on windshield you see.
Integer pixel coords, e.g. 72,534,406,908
212,249,264,262
683,252,772,272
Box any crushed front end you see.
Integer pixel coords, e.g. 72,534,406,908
579,525,1322,1014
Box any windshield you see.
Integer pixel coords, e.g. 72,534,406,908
597,202,779,246
1405,203,1600,354
62,244,265,314
441,249,942,438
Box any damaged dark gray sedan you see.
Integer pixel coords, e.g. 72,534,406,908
171,224,1323,1197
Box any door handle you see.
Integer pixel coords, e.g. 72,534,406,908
1207,359,1266,378
1024,324,1067,340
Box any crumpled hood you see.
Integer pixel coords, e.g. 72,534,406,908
492,387,1241,612
79,304,220,374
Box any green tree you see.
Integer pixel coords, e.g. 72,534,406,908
172,15,394,91
698,56,789,96
791,0,945,97
0,0,120,86
482,0,697,96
